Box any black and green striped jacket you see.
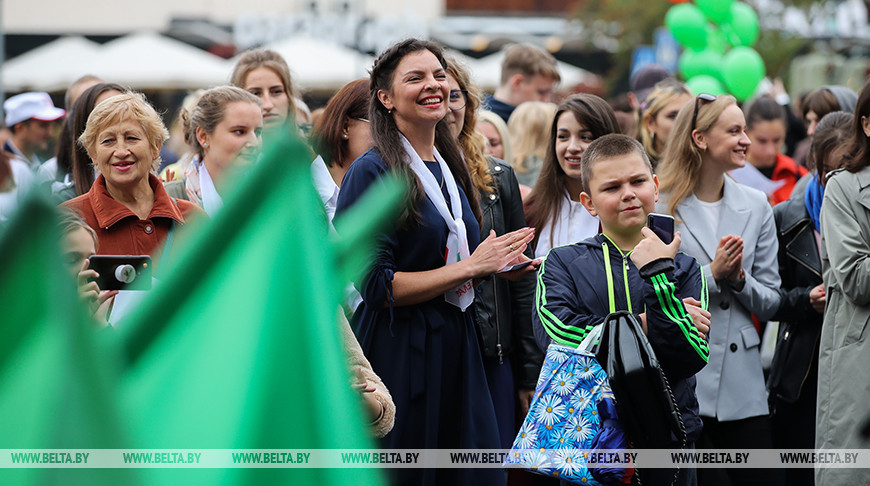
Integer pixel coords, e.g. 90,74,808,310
532,233,709,443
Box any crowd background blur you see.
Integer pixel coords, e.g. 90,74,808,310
5,0,870,484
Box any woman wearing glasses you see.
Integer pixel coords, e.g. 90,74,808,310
657,94,781,486
442,57,542,451
310,79,372,226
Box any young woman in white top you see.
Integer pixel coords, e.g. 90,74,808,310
169,86,263,216
524,94,620,258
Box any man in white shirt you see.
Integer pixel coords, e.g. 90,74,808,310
3,92,65,171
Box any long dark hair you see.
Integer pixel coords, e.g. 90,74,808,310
54,115,75,182
71,82,125,196
524,94,619,249
844,80,870,173
369,38,481,227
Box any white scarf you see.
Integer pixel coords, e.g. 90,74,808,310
400,134,474,311
198,160,224,217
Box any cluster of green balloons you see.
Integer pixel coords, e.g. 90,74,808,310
665,0,764,101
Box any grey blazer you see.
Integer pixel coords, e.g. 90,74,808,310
658,176,781,421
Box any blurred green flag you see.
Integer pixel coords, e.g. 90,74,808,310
0,194,135,485
117,134,401,484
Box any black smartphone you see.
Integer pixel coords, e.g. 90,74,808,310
647,213,675,244
497,260,534,273
87,255,152,291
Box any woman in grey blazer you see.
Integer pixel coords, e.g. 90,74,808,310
657,94,781,486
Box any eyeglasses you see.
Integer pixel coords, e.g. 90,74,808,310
691,93,717,132
448,89,468,111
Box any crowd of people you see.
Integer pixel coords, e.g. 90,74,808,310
1,36,869,486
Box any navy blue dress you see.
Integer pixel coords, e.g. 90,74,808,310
336,148,504,486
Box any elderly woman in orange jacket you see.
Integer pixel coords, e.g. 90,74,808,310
62,92,203,266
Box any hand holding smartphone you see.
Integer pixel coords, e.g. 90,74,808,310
87,255,152,291
647,213,675,245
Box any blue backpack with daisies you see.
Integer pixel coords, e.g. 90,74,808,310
503,325,632,485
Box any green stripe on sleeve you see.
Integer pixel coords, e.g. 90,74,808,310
535,256,592,347
699,262,709,310
651,273,709,361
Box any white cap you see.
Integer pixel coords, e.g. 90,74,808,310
4,92,66,127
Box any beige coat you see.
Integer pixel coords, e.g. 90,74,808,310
338,311,395,438
817,167,870,485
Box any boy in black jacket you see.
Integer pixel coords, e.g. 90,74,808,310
532,134,710,485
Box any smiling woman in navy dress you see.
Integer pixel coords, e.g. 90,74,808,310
335,39,534,486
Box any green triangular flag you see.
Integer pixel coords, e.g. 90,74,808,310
116,133,401,484
0,193,136,485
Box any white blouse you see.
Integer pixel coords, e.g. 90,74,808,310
534,190,600,258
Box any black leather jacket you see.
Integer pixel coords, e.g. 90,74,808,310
474,157,543,390
767,196,823,404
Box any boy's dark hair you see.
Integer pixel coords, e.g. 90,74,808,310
581,133,653,194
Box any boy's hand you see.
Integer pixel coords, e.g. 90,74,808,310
630,227,681,269
682,297,711,339
518,389,534,416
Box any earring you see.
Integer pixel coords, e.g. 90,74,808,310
387,109,392,114
203,142,208,147
342,134,349,139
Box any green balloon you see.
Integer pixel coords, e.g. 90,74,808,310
697,0,734,24
722,47,765,101
686,75,727,97
679,49,724,81
706,25,729,54
723,2,760,47
665,4,708,50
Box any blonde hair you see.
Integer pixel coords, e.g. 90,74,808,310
78,92,169,173
445,57,494,195
179,86,262,159
230,49,298,123
508,101,557,174
657,94,737,216
639,80,691,162
477,110,512,166
500,43,561,85
58,208,98,250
